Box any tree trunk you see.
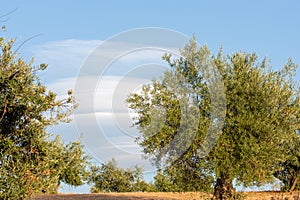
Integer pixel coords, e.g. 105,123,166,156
213,174,235,200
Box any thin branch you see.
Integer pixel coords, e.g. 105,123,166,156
12,34,43,57
0,95,8,123
0,8,18,22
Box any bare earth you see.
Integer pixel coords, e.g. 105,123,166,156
30,191,300,200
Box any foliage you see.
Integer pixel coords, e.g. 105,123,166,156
153,169,178,192
154,163,214,192
274,136,300,192
41,137,91,194
127,37,300,199
58,140,90,188
0,37,89,199
89,159,150,193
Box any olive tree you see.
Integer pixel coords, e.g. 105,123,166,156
89,159,149,193
127,38,300,199
0,37,89,199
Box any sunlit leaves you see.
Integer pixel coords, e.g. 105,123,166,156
0,37,88,199
127,37,300,197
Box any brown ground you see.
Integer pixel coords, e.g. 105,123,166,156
30,191,300,200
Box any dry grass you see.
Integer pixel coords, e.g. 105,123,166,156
30,191,300,200
30,192,211,200
243,191,300,200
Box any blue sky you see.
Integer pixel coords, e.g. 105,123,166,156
1,0,300,194
3,0,300,62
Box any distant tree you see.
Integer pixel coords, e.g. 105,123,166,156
89,159,149,193
153,169,179,192
0,37,89,199
127,37,300,199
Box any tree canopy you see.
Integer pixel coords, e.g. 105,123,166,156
89,159,151,193
127,37,300,199
0,37,90,199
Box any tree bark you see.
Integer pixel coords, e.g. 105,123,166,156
213,174,234,200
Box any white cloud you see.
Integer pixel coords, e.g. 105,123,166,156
45,75,153,112
37,40,181,166
46,77,76,95
73,111,155,171
30,39,180,85
31,39,102,68
45,75,155,168
31,40,102,83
